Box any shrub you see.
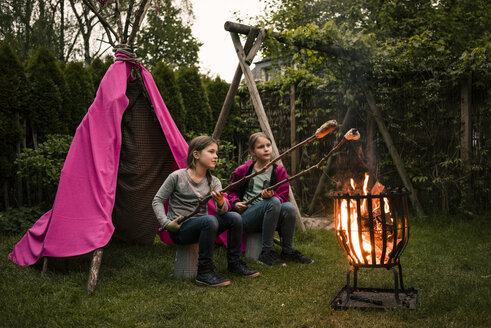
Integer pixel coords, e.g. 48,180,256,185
0,206,45,235
15,134,73,203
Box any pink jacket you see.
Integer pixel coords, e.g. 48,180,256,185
227,160,290,205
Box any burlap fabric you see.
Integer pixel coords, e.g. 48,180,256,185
112,79,175,244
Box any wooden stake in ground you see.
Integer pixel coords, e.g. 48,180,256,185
87,248,104,293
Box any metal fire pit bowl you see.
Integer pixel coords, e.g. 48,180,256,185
329,188,418,309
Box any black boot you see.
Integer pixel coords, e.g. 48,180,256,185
228,259,260,277
196,265,230,287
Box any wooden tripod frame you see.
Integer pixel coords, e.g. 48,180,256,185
212,22,309,232
213,21,425,220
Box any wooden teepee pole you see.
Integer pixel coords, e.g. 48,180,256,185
87,248,104,293
365,89,425,217
212,28,263,139
230,32,306,232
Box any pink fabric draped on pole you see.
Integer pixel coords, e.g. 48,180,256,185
9,59,188,266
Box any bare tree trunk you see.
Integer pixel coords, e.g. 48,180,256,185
22,119,27,149
59,0,65,61
69,0,95,66
15,113,23,206
460,75,471,162
26,180,32,206
32,127,38,150
460,74,472,207
22,0,34,61
3,181,9,210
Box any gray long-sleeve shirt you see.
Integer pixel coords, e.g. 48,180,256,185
152,168,227,229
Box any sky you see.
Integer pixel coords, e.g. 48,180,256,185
190,0,266,82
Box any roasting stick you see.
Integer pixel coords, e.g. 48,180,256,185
244,129,361,206
157,120,338,230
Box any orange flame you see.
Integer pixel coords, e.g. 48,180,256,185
336,173,396,265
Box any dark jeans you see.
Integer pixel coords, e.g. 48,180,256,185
241,197,296,253
169,212,242,271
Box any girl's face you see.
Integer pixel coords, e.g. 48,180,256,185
193,143,218,169
250,137,272,162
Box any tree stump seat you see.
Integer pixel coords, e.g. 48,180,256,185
244,233,262,260
173,243,199,279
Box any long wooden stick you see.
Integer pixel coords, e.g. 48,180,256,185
244,129,361,206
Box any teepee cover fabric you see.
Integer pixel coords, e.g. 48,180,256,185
9,58,188,266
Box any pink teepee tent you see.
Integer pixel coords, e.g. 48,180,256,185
9,56,188,267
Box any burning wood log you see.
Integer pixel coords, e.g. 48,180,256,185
157,121,338,229
244,128,361,206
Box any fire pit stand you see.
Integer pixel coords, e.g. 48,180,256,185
330,188,418,310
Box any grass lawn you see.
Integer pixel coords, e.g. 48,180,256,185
1,214,490,328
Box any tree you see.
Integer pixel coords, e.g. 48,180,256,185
136,0,201,68
26,47,66,147
64,61,94,132
0,43,24,209
68,0,101,65
201,75,246,141
88,55,113,94
256,0,490,214
152,62,186,130
176,66,212,136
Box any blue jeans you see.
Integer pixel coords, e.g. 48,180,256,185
169,212,243,271
241,197,296,253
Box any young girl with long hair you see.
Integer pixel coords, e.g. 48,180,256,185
228,132,313,266
152,136,259,287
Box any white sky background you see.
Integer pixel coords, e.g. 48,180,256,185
190,0,266,82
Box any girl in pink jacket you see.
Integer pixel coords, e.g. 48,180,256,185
228,132,313,266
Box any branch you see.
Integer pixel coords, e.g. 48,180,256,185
81,0,118,45
114,0,123,43
64,29,81,61
127,0,152,47
123,0,135,43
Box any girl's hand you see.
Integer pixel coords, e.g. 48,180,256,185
233,202,248,213
211,191,225,208
261,189,274,199
165,216,183,232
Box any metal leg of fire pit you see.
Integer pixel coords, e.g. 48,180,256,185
397,262,406,292
353,267,358,289
391,267,401,304
345,267,355,305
